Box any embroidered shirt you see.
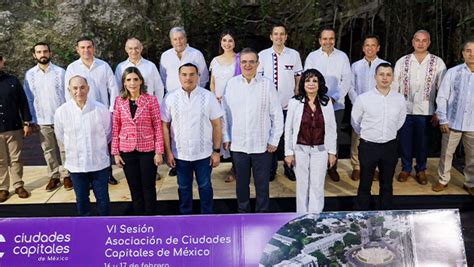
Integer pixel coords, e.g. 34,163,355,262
393,53,446,115
159,45,209,92
349,57,387,103
115,57,165,104
304,48,352,111
24,63,66,125
161,86,223,161
257,46,303,110
209,57,236,98
436,63,474,131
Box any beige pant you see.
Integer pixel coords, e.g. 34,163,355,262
350,130,360,170
39,125,69,180
438,129,474,187
0,129,24,190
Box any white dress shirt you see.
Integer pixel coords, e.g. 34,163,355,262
222,75,284,154
161,86,223,161
64,57,119,111
209,58,235,98
436,63,474,131
159,45,209,92
257,46,303,110
304,48,352,111
349,57,387,103
351,88,406,143
54,100,112,173
115,57,165,104
24,63,66,125
393,53,446,115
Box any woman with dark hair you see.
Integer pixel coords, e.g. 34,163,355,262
284,68,337,213
209,29,240,182
111,66,164,215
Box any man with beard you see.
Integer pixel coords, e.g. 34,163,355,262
24,42,71,191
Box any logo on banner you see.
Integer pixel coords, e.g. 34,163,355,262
0,234,5,258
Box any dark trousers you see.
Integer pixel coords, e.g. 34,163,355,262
175,157,213,214
356,139,398,210
328,109,344,171
271,110,290,175
399,115,431,173
121,151,157,215
233,151,272,213
70,167,110,216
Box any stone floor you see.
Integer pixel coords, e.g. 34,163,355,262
0,158,468,205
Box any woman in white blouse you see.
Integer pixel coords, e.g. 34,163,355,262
209,30,240,182
284,69,337,213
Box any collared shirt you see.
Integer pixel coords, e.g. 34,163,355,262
24,63,66,125
161,86,222,161
159,45,209,92
349,57,387,103
115,57,165,104
257,46,303,110
222,75,284,154
0,71,32,133
351,88,406,143
209,57,236,98
64,57,119,112
304,48,352,110
54,99,111,173
436,63,474,131
393,53,446,115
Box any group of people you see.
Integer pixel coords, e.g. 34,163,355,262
0,24,473,216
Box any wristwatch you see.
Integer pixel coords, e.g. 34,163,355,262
213,148,221,153
23,121,31,127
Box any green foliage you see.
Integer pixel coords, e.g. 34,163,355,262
343,233,361,246
311,250,331,266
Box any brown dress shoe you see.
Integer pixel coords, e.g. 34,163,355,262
432,182,448,192
63,177,73,191
463,185,474,196
0,190,9,202
45,178,61,191
351,170,360,181
15,187,30,198
397,171,410,182
416,171,428,185
373,170,379,181
328,168,340,182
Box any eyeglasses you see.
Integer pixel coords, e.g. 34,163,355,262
240,60,257,65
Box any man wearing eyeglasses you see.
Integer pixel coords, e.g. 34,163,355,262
222,48,284,213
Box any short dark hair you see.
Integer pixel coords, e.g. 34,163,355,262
462,38,474,51
179,62,199,74
375,62,393,73
319,26,336,38
240,47,258,60
363,34,380,46
271,23,287,34
76,36,95,46
32,42,51,53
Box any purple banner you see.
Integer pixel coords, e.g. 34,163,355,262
0,210,467,266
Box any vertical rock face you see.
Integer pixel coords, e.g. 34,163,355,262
0,0,472,78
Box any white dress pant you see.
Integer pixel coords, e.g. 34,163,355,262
294,144,328,213
438,130,474,187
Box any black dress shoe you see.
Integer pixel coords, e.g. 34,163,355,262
328,168,340,182
284,166,296,181
269,173,276,182
108,176,118,185
168,167,177,176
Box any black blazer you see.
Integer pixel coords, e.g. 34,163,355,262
0,72,32,133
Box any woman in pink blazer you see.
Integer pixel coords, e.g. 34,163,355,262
111,66,164,215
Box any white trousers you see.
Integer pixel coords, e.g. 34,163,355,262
294,144,328,213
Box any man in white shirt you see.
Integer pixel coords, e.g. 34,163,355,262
223,48,284,213
115,37,165,104
54,75,111,216
161,63,222,214
258,24,302,182
349,35,387,181
304,26,352,182
160,26,209,93
433,39,474,195
65,36,119,185
393,30,446,185
160,27,209,177
24,42,71,191
352,63,406,210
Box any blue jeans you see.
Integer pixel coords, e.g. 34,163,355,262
70,168,110,216
175,157,213,214
399,115,431,173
